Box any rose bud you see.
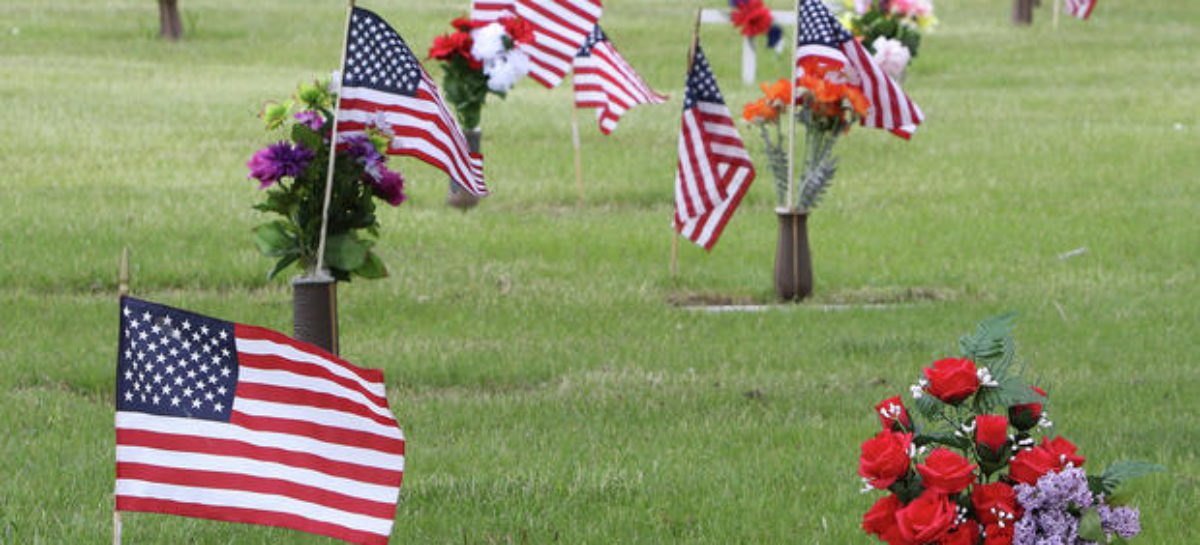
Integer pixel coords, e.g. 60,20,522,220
861,494,906,545
875,395,912,431
922,358,980,404
916,448,977,495
974,414,1009,454
858,431,913,489
894,489,956,544
971,482,1021,527
1007,386,1047,431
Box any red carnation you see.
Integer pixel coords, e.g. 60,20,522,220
1008,386,1047,431
974,414,1009,453
499,16,535,44
731,0,773,37
895,489,955,544
939,520,980,545
862,494,909,545
971,482,1020,527
875,395,912,431
859,431,913,489
916,448,977,495
922,358,979,404
428,32,473,62
451,16,489,32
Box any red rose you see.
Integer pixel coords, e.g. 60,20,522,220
983,522,1014,545
916,448,977,495
922,358,980,404
1042,436,1086,468
1008,386,1046,431
895,489,955,544
875,395,912,431
971,482,1020,527
1008,436,1085,484
859,431,913,489
863,494,910,545
731,0,773,37
939,520,980,545
428,32,473,61
499,16,535,44
974,414,1009,453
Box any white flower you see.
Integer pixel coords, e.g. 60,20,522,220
483,48,531,93
870,37,911,81
909,384,924,399
328,70,341,94
976,367,999,387
470,23,509,63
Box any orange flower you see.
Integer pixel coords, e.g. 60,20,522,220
798,56,842,79
761,78,791,109
846,86,870,116
814,81,845,104
742,98,777,124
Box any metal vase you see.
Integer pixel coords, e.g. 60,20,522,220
292,273,339,355
446,128,482,210
774,210,813,302
1012,0,1036,25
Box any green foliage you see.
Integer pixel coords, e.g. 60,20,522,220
439,56,491,130
1088,461,1167,497
852,8,923,58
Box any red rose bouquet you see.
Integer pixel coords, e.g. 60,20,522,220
427,15,535,130
859,314,1164,545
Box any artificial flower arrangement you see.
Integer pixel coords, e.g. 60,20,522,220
741,58,869,211
859,315,1163,545
248,78,405,281
427,14,535,130
840,0,938,81
730,0,784,50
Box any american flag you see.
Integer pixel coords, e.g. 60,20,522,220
471,0,604,89
795,0,923,139
114,297,405,545
1064,0,1097,20
673,46,756,251
573,25,667,135
336,7,486,196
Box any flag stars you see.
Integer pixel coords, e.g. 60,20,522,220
191,399,202,409
171,396,181,407
124,391,134,402
213,402,225,413
183,386,193,398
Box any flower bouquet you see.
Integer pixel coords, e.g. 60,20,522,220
730,0,784,48
859,314,1164,545
427,14,534,131
248,78,405,282
841,0,938,81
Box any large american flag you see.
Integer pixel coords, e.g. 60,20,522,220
795,0,923,139
114,297,405,545
336,7,486,196
673,46,755,251
1064,0,1097,20
573,25,667,135
471,0,604,89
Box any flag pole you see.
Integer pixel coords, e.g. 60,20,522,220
315,0,357,275
785,0,801,213
571,106,585,206
114,246,130,545
1053,0,1061,29
672,7,704,277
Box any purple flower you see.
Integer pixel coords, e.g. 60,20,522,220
370,166,406,206
294,110,324,131
248,141,313,189
1098,503,1141,539
343,135,384,168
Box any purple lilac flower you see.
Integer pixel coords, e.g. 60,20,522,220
371,167,407,206
247,141,314,189
1098,503,1141,539
343,135,384,168
294,110,324,131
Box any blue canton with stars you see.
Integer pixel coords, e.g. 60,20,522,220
797,0,853,47
684,47,724,109
116,297,238,422
576,25,607,57
342,7,421,96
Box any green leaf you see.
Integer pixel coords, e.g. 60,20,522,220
323,233,369,272
354,250,388,279
290,123,323,153
266,254,299,280
252,221,297,257
1077,508,1105,542
958,312,1017,368
1091,460,1167,496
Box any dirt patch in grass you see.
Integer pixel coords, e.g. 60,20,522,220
669,286,966,308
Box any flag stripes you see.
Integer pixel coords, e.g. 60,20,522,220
472,0,602,88
574,27,667,134
1064,0,1097,20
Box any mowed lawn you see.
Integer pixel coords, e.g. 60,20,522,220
0,0,1196,543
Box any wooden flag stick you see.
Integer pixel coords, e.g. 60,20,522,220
671,8,704,277
315,0,357,275
785,0,801,212
1053,0,1061,29
571,106,585,206
115,246,130,545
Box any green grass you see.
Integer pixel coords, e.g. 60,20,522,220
1,0,1197,542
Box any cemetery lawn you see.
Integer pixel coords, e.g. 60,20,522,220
0,0,1195,542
